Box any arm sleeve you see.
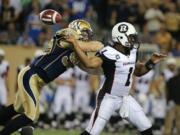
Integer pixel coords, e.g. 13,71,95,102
95,51,115,62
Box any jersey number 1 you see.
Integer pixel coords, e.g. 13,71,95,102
125,67,133,86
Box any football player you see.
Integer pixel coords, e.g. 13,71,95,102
133,69,155,114
65,22,167,135
0,19,103,135
73,66,91,127
15,57,31,92
0,49,9,108
52,68,75,129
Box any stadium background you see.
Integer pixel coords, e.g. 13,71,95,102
0,0,180,135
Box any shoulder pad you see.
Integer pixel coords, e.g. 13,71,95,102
131,48,137,54
99,46,120,61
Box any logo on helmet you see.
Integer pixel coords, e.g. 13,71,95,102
118,24,128,33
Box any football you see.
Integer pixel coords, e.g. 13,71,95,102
39,9,62,25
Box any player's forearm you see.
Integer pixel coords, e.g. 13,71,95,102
73,40,93,68
134,63,148,76
134,60,155,76
77,41,104,52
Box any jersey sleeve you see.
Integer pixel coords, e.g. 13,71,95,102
96,51,113,62
96,47,117,62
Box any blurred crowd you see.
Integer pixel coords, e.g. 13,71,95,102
0,0,180,135
0,0,179,56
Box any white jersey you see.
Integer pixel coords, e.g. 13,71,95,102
0,60,9,85
53,68,74,114
73,66,90,92
135,70,155,94
56,68,74,92
97,46,137,97
73,66,91,112
0,60,9,105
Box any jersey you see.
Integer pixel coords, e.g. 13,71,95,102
56,68,74,92
135,70,155,94
0,60,9,85
0,60,9,105
73,66,90,92
53,68,74,114
30,28,78,83
96,46,137,97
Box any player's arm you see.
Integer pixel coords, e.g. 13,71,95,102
77,41,104,52
56,28,104,52
65,35,103,69
89,75,100,92
134,53,167,76
134,62,151,77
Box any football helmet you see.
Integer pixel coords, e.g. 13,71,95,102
112,22,140,49
68,19,93,41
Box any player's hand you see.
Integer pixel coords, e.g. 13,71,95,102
64,34,77,45
150,53,167,64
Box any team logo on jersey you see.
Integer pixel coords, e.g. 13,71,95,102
118,24,128,33
116,54,120,60
62,56,72,68
69,52,79,65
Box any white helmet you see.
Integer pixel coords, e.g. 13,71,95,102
112,22,139,49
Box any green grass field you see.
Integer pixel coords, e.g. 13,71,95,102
12,129,133,135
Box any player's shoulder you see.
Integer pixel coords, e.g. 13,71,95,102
131,48,137,54
98,46,120,61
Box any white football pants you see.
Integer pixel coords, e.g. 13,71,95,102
86,94,152,135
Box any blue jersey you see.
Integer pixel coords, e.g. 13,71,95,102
30,29,78,83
